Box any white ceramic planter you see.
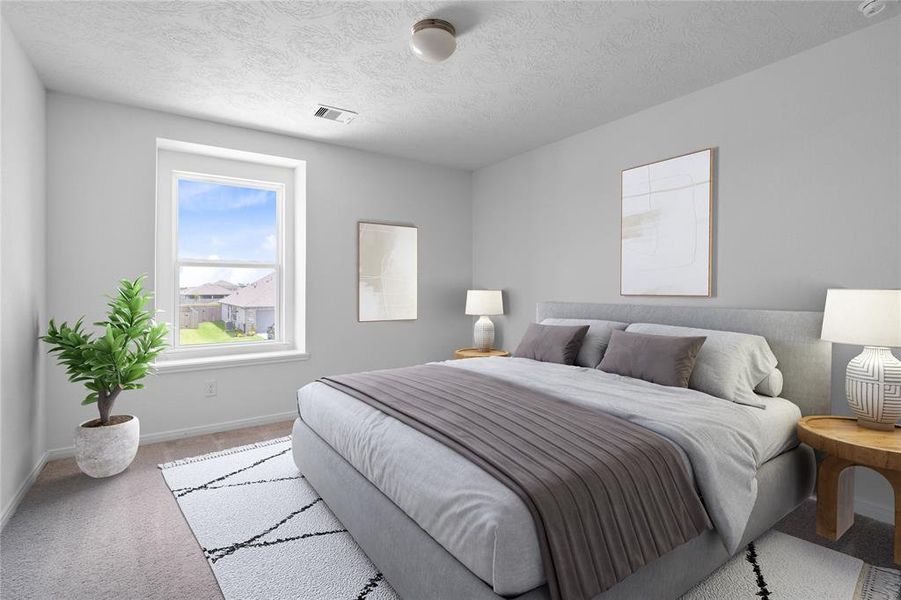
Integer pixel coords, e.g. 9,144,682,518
74,415,140,478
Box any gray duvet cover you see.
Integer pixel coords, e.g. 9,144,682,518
298,358,798,596
320,365,710,600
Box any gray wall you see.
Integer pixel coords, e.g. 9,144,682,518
44,93,472,451
472,17,901,520
1,19,47,523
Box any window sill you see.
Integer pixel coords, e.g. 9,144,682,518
153,350,309,374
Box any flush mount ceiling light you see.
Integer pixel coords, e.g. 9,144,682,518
410,19,456,63
858,0,885,17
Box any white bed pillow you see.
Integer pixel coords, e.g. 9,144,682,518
541,318,628,368
755,368,784,398
625,323,778,409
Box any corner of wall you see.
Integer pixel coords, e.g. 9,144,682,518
896,15,901,285
1,16,50,529
469,169,477,288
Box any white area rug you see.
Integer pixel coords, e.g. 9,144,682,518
160,437,398,600
161,437,900,600
683,530,900,600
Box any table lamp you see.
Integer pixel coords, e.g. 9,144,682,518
465,290,504,351
821,289,901,430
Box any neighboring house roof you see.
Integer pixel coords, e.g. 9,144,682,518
182,283,235,297
220,273,275,309
212,279,239,290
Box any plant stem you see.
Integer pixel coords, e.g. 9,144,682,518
98,388,121,425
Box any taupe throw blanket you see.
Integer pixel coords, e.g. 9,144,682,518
320,365,711,600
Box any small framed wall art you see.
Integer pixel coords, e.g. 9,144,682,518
621,148,714,297
358,222,418,321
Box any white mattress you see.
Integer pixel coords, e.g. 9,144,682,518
297,359,801,596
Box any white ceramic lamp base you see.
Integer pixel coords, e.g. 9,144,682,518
846,346,901,430
473,315,495,352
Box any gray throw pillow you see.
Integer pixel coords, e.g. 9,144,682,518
598,330,706,388
513,323,590,365
540,318,629,368
625,323,778,409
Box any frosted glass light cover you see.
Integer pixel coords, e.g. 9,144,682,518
821,289,901,347
410,26,456,63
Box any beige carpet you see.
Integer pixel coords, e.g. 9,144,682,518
1,421,897,600
0,420,291,600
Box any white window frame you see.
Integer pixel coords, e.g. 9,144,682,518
154,139,307,372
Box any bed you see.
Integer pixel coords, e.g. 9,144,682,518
291,302,830,599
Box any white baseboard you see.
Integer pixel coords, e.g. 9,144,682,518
45,411,297,461
1,451,49,531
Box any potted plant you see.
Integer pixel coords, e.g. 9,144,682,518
41,276,167,478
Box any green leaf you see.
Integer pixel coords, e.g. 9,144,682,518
42,273,168,413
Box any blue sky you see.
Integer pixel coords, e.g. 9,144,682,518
178,179,277,262
178,179,277,288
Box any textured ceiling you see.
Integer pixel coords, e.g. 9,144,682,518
2,1,898,169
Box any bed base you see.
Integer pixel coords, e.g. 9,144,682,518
292,417,815,600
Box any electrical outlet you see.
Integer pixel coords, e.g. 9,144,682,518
205,380,217,397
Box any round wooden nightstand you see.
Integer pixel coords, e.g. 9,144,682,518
797,415,901,564
453,348,510,360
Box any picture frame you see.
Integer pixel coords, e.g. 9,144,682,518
620,148,714,297
357,221,418,321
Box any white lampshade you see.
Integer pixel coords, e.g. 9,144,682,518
821,289,901,347
465,290,503,316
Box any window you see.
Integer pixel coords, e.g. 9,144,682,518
155,140,306,369
176,178,279,346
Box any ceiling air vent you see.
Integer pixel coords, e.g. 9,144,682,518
313,104,358,124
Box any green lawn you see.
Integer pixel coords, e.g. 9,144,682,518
180,321,267,345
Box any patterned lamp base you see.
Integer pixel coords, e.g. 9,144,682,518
847,346,901,430
473,316,495,352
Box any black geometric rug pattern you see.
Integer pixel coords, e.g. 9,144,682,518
682,530,901,600
160,437,398,600
162,437,901,600
744,541,770,600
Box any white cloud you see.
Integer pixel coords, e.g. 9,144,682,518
178,181,274,212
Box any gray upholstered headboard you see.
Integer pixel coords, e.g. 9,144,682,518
536,301,831,415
